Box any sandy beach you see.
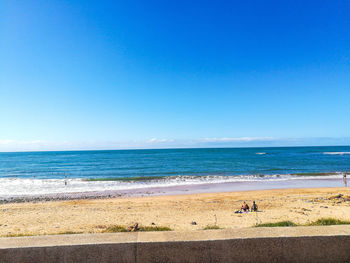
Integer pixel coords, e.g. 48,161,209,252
1,187,350,236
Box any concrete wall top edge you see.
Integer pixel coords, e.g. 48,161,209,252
1,225,350,249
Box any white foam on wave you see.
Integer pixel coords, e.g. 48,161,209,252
323,152,350,155
0,173,343,198
256,152,266,155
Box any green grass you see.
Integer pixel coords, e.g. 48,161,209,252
57,231,83,235
255,217,350,228
3,225,172,237
255,221,298,227
102,225,172,233
4,231,84,237
308,218,350,226
103,225,128,233
138,226,172,231
5,233,36,237
203,225,221,230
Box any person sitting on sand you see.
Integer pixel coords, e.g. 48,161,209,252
241,202,249,212
251,201,258,212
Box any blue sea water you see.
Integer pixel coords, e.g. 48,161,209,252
0,146,349,179
0,146,349,197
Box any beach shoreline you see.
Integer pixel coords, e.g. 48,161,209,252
1,186,350,236
0,177,347,204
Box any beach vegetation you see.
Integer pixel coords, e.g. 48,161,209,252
255,221,298,227
308,218,350,226
5,233,36,237
203,225,221,230
138,226,172,231
4,231,84,237
103,225,128,232
102,225,172,232
57,231,83,235
255,218,350,228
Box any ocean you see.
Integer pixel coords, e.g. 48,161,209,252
0,146,349,197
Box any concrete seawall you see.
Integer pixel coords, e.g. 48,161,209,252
1,226,350,262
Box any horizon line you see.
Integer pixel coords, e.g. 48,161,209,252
0,144,349,154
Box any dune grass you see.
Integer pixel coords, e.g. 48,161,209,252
4,230,84,237
3,225,173,237
5,233,36,237
255,221,298,227
138,226,172,231
103,225,128,233
203,225,221,230
4,217,349,237
256,217,350,227
307,218,350,226
57,231,83,235
103,225,172,233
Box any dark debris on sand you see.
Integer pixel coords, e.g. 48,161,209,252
0,192,124,204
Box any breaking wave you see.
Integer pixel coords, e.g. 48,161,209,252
323,152,350,155
0,172,345,198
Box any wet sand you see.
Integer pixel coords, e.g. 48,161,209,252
1,187,350,236
0,178,346,203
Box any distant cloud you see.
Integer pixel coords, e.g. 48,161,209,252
0,139,45,146
147,138,175,143
0,140,68,152
0,137,349,152
201,137,275,142
0,140,15,144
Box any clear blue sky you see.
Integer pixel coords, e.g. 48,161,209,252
1,0,349,151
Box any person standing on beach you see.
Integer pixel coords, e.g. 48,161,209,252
343,173,347,187
251,201,258,212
